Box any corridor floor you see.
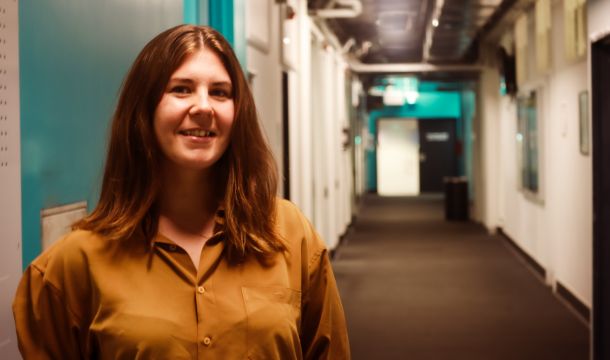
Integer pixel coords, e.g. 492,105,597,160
332,195,590,360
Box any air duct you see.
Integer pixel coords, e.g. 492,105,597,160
310,0,363,19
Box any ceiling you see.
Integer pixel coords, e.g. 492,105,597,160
308,0,509,65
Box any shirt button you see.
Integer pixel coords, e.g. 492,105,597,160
203,336,212,346
197,286,205,294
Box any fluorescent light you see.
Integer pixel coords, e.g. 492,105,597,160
383,85,405,106
404,90,419,104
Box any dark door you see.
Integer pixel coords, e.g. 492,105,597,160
418,119,458,193
593,34,610,360
282,71,290,200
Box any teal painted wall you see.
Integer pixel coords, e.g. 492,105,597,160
366,92,462,191
20,1,186,267
208,0,246,66
184,0,211,25
184,0,200,24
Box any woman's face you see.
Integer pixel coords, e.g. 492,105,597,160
154,48,235,173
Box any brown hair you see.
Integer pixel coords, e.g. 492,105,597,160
75,24,284,263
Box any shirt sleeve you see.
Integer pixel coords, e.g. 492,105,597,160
298,215,351,360
12,257,88,359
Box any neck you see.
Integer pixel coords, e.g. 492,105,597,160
157,162,219,236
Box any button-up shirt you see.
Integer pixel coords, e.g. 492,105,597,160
13,199,350,359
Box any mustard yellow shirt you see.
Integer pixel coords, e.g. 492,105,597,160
13,199,349,359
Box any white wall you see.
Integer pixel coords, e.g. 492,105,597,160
246,0,283,195
309,33,326,242
478,67,501,230
486,0,592,306
295,0,313,219
337,63,353,232
0,1,21,358
246,1,353,249
588,0,610,42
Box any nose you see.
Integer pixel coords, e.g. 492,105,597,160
189,90,214,117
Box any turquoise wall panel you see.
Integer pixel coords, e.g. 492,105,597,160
184,0,200,24
366,92,462,191
20,1,183,267
208,0,246,66
184,0,210,25
209,0,234,43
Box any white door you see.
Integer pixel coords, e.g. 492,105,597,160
310,36,329,244
377,118,420,196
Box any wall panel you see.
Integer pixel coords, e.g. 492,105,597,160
19,0,183,267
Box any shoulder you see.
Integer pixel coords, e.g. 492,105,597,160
274,198,327,260
28,230,104,288
274,198,303,225
15,230,103,329
274,198,310,240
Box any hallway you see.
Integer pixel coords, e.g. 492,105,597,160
333,195,590,359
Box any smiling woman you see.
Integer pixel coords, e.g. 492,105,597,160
12,25,350,359
154,48,235,180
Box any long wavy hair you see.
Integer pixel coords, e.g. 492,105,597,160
75,25,284,263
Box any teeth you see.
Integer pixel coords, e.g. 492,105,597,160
181,129,214,137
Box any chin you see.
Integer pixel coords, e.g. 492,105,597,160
163,156,217,172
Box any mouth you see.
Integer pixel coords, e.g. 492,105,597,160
178,129,216,138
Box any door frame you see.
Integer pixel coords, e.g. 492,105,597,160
281,71,290,200
592,33,610,360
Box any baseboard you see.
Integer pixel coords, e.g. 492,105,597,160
497,227,546,279
330,217,355,260
497,227,591,325
556,281,591,324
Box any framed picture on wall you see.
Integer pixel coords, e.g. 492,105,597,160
517,91,539,194
579,90,589,155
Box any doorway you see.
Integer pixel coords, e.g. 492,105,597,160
376,118,420,196
592,34,610,360
418,119,458,193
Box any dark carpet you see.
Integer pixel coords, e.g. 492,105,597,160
332,194,590,360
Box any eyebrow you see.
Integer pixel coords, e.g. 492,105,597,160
169,77,232,87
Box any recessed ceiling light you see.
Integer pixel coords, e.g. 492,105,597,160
432,19,439,27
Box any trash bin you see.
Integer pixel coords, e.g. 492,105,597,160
444,176,469,221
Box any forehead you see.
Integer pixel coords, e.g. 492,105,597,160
170,47,231,82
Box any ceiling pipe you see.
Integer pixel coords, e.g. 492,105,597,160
348,59,482,73
341,37,356,54
310,0,363,19
423,0,445,62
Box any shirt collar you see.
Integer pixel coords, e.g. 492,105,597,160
151,206,227,250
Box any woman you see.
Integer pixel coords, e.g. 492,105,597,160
13,24,349,359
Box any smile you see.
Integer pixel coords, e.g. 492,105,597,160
179,129,216,137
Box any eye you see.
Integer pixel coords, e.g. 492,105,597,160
170,85,191,94
210,88,232,99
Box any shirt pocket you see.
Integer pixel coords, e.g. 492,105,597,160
241,286,302,360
